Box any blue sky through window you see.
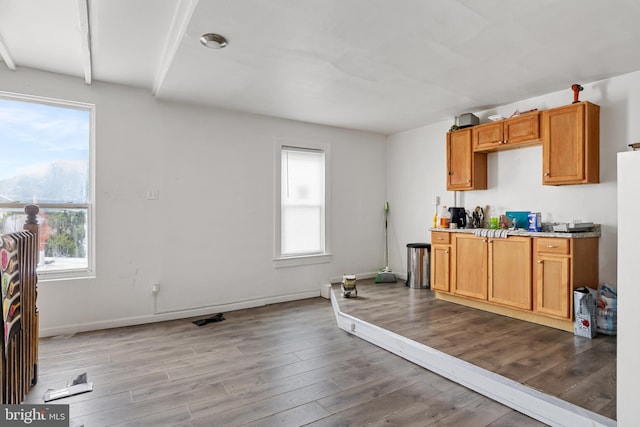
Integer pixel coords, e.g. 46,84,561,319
0,97,89,180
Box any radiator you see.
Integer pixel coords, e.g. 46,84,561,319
0,206,39,403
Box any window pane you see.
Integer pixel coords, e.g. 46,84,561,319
281,148,324,255
282,206,322,254
0,98,90,204
0,207,88,272
0,95,92,276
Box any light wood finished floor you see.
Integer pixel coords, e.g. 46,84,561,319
335,279,616,421
25,293,549,426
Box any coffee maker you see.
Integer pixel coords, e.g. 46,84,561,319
448,207,467,229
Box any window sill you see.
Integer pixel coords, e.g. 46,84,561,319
273,253,332,268
38,270,96,283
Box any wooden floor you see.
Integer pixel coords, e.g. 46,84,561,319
25,291,552,427
335,279,616,421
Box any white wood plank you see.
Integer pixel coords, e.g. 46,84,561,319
0,33,16,71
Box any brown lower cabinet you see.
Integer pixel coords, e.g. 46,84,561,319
431,231,599,330
533,236,599,320
430,232,451,292
451,234,488,300
489,236,532,310
451,234,531,309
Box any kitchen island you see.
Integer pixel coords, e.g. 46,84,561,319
430,227,600,332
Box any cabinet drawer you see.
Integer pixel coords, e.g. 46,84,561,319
432,232,450,244
536,238,570,255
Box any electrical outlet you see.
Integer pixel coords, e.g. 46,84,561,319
432,196,440,206
152,283,159,294
146,189,159,200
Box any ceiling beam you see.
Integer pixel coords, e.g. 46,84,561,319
76,0,92,84
0,33,16,71
152,0,199,96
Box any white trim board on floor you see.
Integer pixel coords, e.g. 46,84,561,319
329,288,615,427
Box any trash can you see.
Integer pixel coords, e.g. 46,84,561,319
406,243,431,289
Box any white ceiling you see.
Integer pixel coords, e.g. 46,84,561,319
2,0,640,134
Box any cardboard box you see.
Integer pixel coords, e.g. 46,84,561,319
457,113,479,128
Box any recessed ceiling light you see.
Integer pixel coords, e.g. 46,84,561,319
199,33,228,49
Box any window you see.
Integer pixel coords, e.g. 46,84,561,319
275,143,331,267
0,92,94,279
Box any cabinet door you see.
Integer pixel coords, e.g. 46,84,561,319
534,255,571,318
488,237,532,310
452,235,487,300
473,122,504,151
431,244,450,292
504,113,540,147
447,129,473,189
542,102,599,185
542,103,584,184
447,129,487,190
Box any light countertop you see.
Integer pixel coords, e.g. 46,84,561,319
430,225,601,239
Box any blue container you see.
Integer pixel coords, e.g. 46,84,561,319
505,211,530,229
527,212,542,232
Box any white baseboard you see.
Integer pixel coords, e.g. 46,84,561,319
320,283,332,299
40,290,320,338
329,287,615,427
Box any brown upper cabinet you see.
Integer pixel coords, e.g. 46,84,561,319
446,128,487,190
541,101,600,185
445,101,600,190
473,112,541,152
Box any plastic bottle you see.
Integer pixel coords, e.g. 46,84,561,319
438,205,450,228
433,211,438,228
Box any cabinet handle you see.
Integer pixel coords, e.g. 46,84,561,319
482,239,488,243
437,237,444,240
466,180,471,183
444,250,449,254
546,245,557,248
544,172,550,176
537,260,543,264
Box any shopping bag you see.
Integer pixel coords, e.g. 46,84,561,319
574,287,597,338
596,284,617,335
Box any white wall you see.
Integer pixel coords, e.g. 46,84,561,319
0,67,388,336
617,150,640,426
387,70,640,287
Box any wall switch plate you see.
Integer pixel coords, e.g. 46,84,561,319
432,196,440,206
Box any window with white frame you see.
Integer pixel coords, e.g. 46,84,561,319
0,93,94,278
275,144,331,267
